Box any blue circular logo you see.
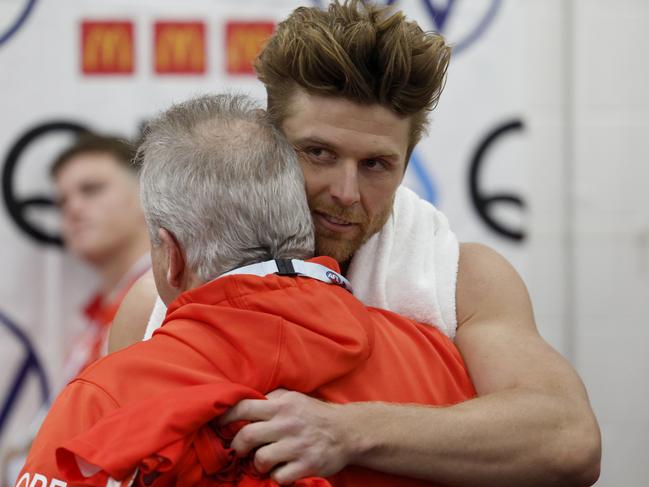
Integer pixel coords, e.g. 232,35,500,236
311,0,500,56
415,0,501,55
0,0,38,47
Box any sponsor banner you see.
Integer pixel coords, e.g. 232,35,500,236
81,21,134,75
154,21,206,75
225,21,274,75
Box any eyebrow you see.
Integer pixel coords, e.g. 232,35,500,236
293,136,336,150
293,136,401,161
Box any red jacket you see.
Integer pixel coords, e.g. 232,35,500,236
19,257,475,486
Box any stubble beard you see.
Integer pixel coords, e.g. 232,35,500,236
312,196,394,266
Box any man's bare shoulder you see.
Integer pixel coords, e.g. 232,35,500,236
108,269,158,353
456,242,535,331
454,242,589,400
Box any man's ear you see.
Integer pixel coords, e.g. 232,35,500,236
157,228,185,290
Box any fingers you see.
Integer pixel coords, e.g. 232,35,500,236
265,388,289,400
217,390,346,484
253,439,303,474
230,420,283,456
254,440,317,486
219,390,300,426
271,459,313,486
220,392,299,456
218,398,276,426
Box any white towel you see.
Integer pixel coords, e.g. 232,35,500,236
144,186,459,340
347,186,459,339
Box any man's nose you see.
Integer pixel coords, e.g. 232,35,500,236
61,194,84,221
329,161,361,208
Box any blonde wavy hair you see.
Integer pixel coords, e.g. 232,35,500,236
255,0,451,158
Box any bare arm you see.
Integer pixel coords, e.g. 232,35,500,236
222,243,601,486
107,269,157,353
332,243,600,485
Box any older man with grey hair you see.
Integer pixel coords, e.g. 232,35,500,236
138,94,314,300
17,93,475,486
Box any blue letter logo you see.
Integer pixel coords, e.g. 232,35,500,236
0,311,50,438
0,0,38,47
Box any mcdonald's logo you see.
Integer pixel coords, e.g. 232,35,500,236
154,22,206,75
225,21,274,75
81,21,134,75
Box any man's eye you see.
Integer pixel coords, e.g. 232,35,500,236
309,148,327,157
305,147,335,163
81,182,105,196
362,159,387,171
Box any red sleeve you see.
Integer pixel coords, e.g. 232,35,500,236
15,380,119,487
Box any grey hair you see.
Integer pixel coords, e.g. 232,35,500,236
138,93,315,281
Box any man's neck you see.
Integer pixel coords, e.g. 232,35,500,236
94,234,150,300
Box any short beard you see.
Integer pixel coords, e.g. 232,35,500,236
313,196,394,266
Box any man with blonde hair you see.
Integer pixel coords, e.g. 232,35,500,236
111,2,601,485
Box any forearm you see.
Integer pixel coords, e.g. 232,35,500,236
341,389,600,487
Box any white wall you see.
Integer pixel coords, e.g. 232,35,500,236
527,1,649,484
1,0,648,484
527,0,649,484
571,1,649,484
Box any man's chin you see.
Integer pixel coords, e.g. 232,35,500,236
314,209,389,263
70,240,117,264
314,236,360,264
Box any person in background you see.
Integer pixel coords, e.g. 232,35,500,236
51,133,151,379
2,134,151,486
